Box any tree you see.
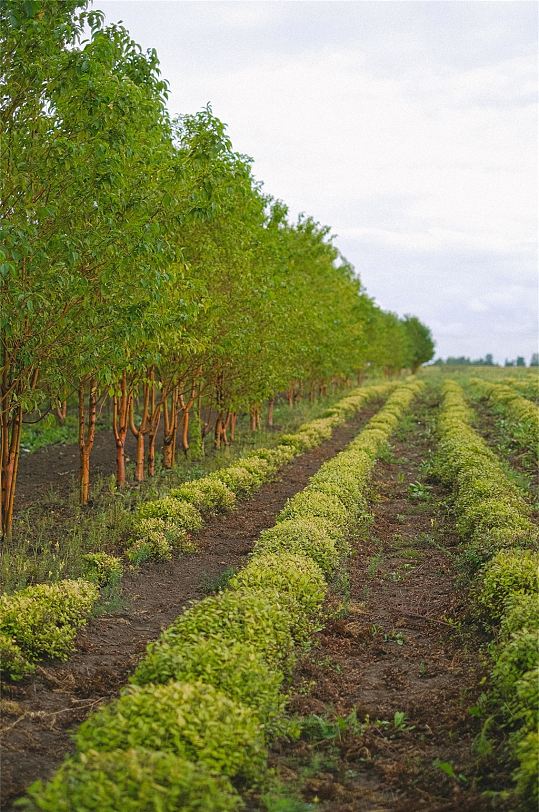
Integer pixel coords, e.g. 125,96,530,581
0,0,174,531
402,316,435,372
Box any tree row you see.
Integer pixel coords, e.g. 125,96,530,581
0,1,434,536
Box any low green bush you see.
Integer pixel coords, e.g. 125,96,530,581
246,446,295,469
435,382,538,562
500,593,539,640
237,456,274,481
0,633,35,681
75,681,265,781
253,519,341,576
472,378,539,453
169,479,236,514
512,729,539,810
157,589,296,669
134,498,203,532
230,552,327,618
126,536,172,565
491,629,539,705
126,517,196,564
210,466,260,497
131,638,286,732
278,489,352,535
308,469,365,512
0,579,99,665
513,667,539,731
20,749,243,812
479,550,539,621
82,553,123,587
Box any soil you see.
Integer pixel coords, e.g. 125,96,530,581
0,405,380,808
263,394,512,811
16,420,172,510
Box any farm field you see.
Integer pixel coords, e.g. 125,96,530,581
1,369,538,811
1,2,538,811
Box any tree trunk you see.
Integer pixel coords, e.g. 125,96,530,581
55,399,67,425
267,397,275,428
113,371,131,488
78,378,97,505
179,381,197,456
230,412,237,442
1,402,22,539
214,413,223,449
221,411,231,446
162,385,178,469
1,363,38,537
129,372,152,483
147,380,161,477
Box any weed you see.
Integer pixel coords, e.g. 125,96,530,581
399,548,423,560
410,474,429,498
433,758,467,783
383,630,406,646
366,552,384,577
201,567,237,594
375,711,415,733
392,710,415,731
301,708,367,743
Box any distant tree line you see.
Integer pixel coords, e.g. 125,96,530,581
433,354,538,368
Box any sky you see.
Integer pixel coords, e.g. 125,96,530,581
98,0,538,363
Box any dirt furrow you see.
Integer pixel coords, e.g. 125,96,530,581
266,394,510,811
0,404,380,808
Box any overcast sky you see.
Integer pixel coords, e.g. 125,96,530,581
99,0,538,363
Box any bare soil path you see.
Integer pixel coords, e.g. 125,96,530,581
264,393,511,811
0,404,380,808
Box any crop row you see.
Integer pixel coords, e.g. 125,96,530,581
435,381,538,808
504,376,539,403
0,383,391,681
19,380,422,810
471,377,539,452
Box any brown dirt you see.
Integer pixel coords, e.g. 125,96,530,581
16,421,156,509
265,395,511,811
0,406,379,808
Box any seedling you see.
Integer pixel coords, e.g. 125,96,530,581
433,758,467,784
366,552,384,577
375,711,414,733
383,630,406,646
393,710,415,731
408,481,432,501
301,708,366,744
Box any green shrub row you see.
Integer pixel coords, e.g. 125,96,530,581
435,381,539,808
20,380,421,810
126,382,393,563
434,381,537,566
0,384,388,682
471,377,539,453
0,579,100,681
